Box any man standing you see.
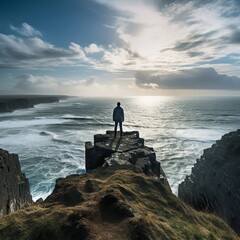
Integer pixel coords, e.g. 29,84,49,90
113,102,124,137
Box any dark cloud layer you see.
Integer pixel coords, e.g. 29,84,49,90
173,40,205,51
171,31,217,52
229,31,240,44
159,0,240,8
0,33,85,68
135,68,240,90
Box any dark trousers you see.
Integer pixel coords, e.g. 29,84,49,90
114,121,123,136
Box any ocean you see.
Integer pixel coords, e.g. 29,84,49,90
0,96,239,201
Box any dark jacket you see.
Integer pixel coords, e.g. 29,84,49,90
113,106,124,122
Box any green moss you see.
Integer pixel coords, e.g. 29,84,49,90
0,165,239,240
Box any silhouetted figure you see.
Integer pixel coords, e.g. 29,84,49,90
113,102,124,137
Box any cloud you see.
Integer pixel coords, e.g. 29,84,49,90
135,68,240,90
99,47,139,71
0,24,142,72
15,74,97,94
1,23,134,71
228,30,240,44
69,42,88,60
15,74,58,92
1,2,240,94
84,77,96,86
10,22,42,37
94,0,240,75
0,24,91,68
84,43,104,53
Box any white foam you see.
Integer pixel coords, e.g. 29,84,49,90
60,114,94,120
0,108,37,117
1,96,240,200
0,131,52,147
0,118,68,129
175,128,227,142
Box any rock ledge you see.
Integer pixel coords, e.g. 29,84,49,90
0,148,32,216
85,131,167,181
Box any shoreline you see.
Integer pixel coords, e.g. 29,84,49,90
0,95,68,113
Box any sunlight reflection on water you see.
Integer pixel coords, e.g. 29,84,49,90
132,96,172,107
0,96,240,199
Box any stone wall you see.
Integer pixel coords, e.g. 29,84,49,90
0,149,32,216
179,129,240,234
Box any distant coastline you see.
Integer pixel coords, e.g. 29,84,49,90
0,95,68,113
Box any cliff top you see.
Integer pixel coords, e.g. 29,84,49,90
0,95,67,100
85,131,164,180
0,131,239,240
0,164,238,240
0,95,67,113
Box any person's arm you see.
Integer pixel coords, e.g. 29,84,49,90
122,109,124,122
113,108,115,121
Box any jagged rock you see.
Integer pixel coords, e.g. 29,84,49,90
85,131,166,182
179,129,240,234
36,198,44,204
0,148,32,216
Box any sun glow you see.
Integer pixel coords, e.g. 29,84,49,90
135,96,170,106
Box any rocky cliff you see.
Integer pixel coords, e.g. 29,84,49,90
179,129,240,234
0,95,64,113
0,131,239,240
0,149,32,216
85,131,166,181
0,165,238,240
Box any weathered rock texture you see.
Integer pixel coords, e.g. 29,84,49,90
179,129,240,234
0,165,238,240
85,131,167,181
0,149,32,216
0,95,64,113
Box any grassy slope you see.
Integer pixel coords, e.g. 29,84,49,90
0,165,239,240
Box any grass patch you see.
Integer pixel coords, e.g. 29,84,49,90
0,165,239,240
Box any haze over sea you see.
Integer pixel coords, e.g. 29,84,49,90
0,96,240,201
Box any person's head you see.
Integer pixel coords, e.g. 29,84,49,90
117,102,121,107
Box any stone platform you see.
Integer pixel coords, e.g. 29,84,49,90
85,131,166,179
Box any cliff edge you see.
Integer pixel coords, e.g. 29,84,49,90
85,131,167,181
0,95,65,113
0,165,238,240
0,131,238,240
0,149,32,216
179,129,240,234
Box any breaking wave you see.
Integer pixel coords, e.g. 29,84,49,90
0,96,240,200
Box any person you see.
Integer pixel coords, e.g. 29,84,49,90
113,102,124,137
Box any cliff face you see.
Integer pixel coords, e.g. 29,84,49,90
85,131,167,182
0,149,32,216
179,129,240,234
0,96,61,113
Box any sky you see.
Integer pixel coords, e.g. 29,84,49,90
0,0,240,96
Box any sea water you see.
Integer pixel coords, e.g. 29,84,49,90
0,96,239,200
